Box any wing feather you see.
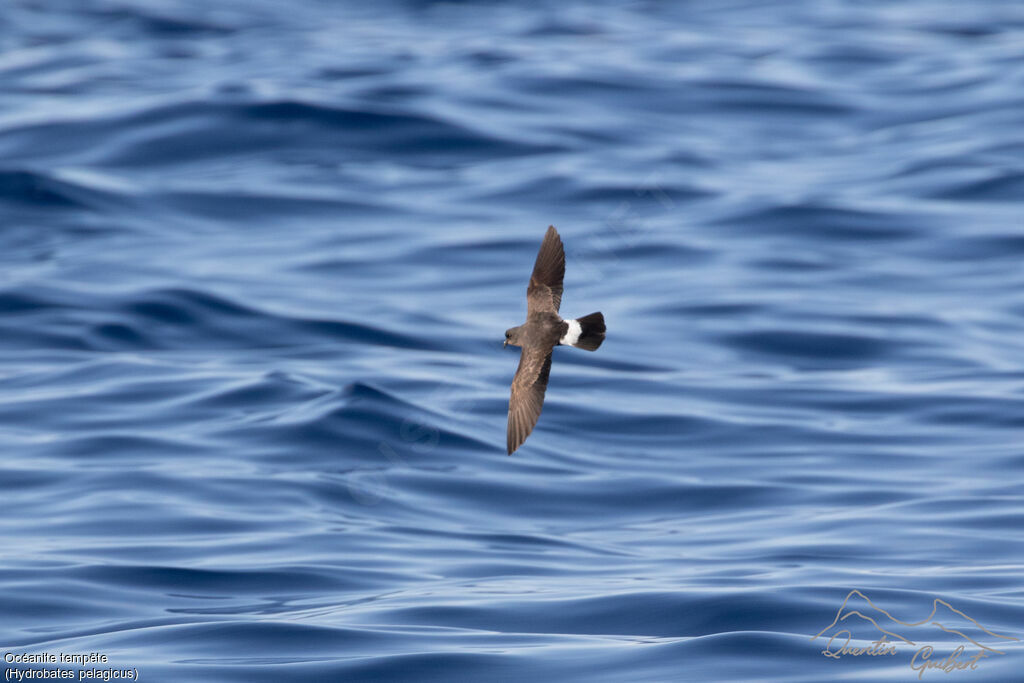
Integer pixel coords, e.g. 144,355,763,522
526,225,565,315
507,348,553,454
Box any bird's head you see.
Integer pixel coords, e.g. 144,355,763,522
504,326,522,348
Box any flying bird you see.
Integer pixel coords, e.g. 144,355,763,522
504,226,605,454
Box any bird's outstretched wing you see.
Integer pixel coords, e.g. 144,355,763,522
507,346,553,454
526,225,565,315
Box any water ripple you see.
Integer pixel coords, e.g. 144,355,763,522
2,1,1023,681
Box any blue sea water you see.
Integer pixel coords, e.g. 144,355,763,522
2,0,1024,680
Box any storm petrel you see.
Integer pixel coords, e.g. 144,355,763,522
504,226,606,454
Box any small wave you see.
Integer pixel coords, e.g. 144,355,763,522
720,329,895,363
715,204,922,241
217,380,490,463
0,98,564,168
927,234,1024,260
0,168,114,209
932,170,1024,201
0,285,436,352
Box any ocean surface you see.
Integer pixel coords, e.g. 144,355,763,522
2,1,1024,681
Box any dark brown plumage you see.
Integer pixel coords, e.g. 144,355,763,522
527,225,565,315
507,346,552,455
504,226,606,454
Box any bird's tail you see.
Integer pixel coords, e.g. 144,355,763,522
568,312,605,351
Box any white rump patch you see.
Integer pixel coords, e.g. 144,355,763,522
559,319,582,346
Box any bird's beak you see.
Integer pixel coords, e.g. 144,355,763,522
503,340,508,348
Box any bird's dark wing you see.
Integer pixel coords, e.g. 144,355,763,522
526,225,565,315
507,346,554,454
